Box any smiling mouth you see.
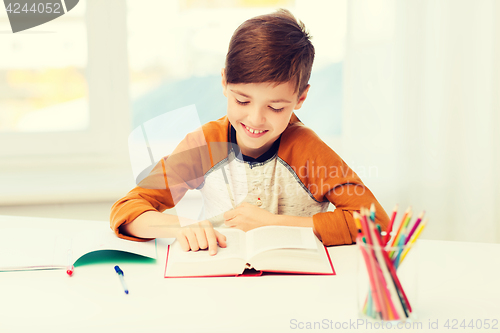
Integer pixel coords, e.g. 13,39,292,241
242,123,268,134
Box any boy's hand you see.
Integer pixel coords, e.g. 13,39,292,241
223,202,274,232
175,220,227,255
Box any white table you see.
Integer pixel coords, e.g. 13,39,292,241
1,215,499,333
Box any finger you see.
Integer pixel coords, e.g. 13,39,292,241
223,209,236,221
176,234,191,252
231,220,246,231
224,219,236,228
185,230,200,252
214,230,227,248
204,227,219,256
195,227,209,250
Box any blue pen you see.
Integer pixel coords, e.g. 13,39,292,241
114,265,129,294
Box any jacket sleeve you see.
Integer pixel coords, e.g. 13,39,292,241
110,130,214,241
279,119,390,246
312,184,390,246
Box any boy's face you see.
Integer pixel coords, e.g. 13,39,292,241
221,69,309,159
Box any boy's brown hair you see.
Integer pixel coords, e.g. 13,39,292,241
224,8,315,99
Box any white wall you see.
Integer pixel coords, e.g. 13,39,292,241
343,0,500,243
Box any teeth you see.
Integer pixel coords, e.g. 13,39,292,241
245,125,266,134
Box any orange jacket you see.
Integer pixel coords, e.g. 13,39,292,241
110,114,389,246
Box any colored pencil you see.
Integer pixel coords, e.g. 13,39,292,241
389,210,413,259
369,203,376,222
366,210,406,319
359,209,387,319
353,211,363,234
358,204,424,320
389,206,411,248
399,219,428,264
404,211,425,245
384,204,398,245
359,236,383,319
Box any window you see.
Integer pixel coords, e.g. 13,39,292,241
0,1,133,204
127,0,346,141
0,1,131,159
0,4,88,134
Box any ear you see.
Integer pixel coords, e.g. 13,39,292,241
221,68,227,97
293,84,310,110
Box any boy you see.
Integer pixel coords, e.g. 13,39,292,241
110,9,389,254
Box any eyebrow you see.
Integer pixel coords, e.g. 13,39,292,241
230,89,292,104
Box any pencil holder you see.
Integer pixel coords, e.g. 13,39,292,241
356,240,419,323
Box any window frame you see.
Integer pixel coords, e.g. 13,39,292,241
0,1,130,162
0,1,133,205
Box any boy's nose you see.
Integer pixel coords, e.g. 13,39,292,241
247,107,266,127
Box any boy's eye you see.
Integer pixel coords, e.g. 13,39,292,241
269,106,284,113
236,99,284,113
236,99,249,106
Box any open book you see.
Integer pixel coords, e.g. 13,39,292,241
0,216,157,271
164,226,335,278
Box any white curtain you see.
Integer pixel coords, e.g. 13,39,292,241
342,0,500,243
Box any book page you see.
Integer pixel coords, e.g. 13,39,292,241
245,226,317,260
165,228,247,277
167,228,246,263
250,236,334,274
0,220,157,271
0,228,66,270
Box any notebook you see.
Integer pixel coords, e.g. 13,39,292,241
0,216,156,271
